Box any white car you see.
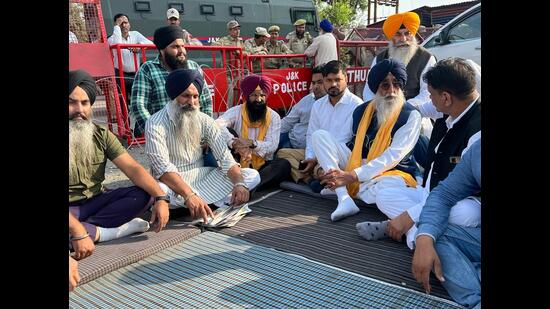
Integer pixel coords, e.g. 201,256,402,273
421,3,481,65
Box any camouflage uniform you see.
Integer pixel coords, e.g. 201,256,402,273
285,31,313,67
265,40,291,69
244,38,269,72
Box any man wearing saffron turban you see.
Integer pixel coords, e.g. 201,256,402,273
216,74,291,191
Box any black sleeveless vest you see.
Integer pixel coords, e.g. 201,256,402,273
376,46,432,99
424,100,481,190
347,102,419,177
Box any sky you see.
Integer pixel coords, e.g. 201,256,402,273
356,0,471,25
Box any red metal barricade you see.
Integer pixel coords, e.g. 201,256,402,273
69,0,129,139
337,40,388,98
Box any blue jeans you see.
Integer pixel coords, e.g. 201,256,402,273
278,132,293,150
435,224,481,308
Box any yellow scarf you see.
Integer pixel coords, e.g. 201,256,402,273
240,104,271,170
345,101,417,197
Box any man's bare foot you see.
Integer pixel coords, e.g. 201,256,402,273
388,212,414,242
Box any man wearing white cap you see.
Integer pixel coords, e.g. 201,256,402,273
244,27,270,72
165,8,202,46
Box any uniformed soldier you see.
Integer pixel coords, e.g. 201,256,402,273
211,20,246,108
285,19,313,67
265,25,291,69
244,27,270,73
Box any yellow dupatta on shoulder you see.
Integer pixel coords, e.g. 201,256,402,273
240,104,271,170
345,101,417,197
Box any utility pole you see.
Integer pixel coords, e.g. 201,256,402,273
368,0,399,25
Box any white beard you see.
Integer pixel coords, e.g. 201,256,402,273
171,100,202,153
388,39,418,66
69,120,96,175
374,91,405,128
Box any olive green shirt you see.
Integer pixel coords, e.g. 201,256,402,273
285,31,313,67
244,38,269,72
212,35,245,49
265,40,291,69
69,124,127,203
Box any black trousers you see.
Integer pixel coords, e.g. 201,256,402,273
114,68,136,107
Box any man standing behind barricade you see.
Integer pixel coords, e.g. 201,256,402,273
304,19,338,66
297,60,362,193
211,20,246,109
69,70,170,256
276,65,327,183
265,25,291,69
130,25,212,137
165,8,203,46
310,59,422,222
244,27,271,73
362,12,437,164
286,19,313,68
108,14,153,109
216,74,291,191
145,69,260,222
356,58,481,251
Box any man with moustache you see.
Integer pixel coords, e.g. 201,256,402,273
362,12,436,166
311,59,421,222
108,14,153,108
216,74,291,191
357,58,481,251
290,60,362,191
130,25,212,137
145,69,260,222
243,27,271,73
286,19,313,68
69,70,170,259
165,8,203,46
276,65,327,183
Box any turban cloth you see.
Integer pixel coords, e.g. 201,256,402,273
383,12,420,39
367,59,407,93
154,25,184,50
166,69,204,100
240,74,273,100
69,70,97,104
319,19,333,33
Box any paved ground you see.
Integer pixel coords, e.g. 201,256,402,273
104,143,148,189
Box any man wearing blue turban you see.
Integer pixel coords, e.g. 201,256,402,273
309,59,422,222
304,19,338,66
144,69,260,223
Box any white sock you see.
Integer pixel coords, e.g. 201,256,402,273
97,218,150,243
331,187,360,221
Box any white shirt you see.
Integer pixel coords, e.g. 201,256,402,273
280,93,317,149
305,89,363,159
354,109,422,183
108,25,153,73
216,105,281,161
304,32,338,66
69,31,78,44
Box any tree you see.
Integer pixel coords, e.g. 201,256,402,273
314,0,369,26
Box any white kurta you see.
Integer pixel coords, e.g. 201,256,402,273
145,103,253,204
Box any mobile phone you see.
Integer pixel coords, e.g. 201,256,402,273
298,161,307,170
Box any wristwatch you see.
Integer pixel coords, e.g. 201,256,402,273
249,140,257,149
154,195,170,203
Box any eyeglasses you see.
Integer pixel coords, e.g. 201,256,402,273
379,81,402,91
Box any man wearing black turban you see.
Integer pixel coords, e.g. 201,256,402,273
129,25,212,137
69,70,171,258
144,69,260,223
308,59,422,223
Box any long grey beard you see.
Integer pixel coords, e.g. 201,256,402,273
373,91,405,128
388,40,418,66
69,120,96,175
172,100,202,153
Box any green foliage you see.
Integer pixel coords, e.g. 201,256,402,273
314,0,369,27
